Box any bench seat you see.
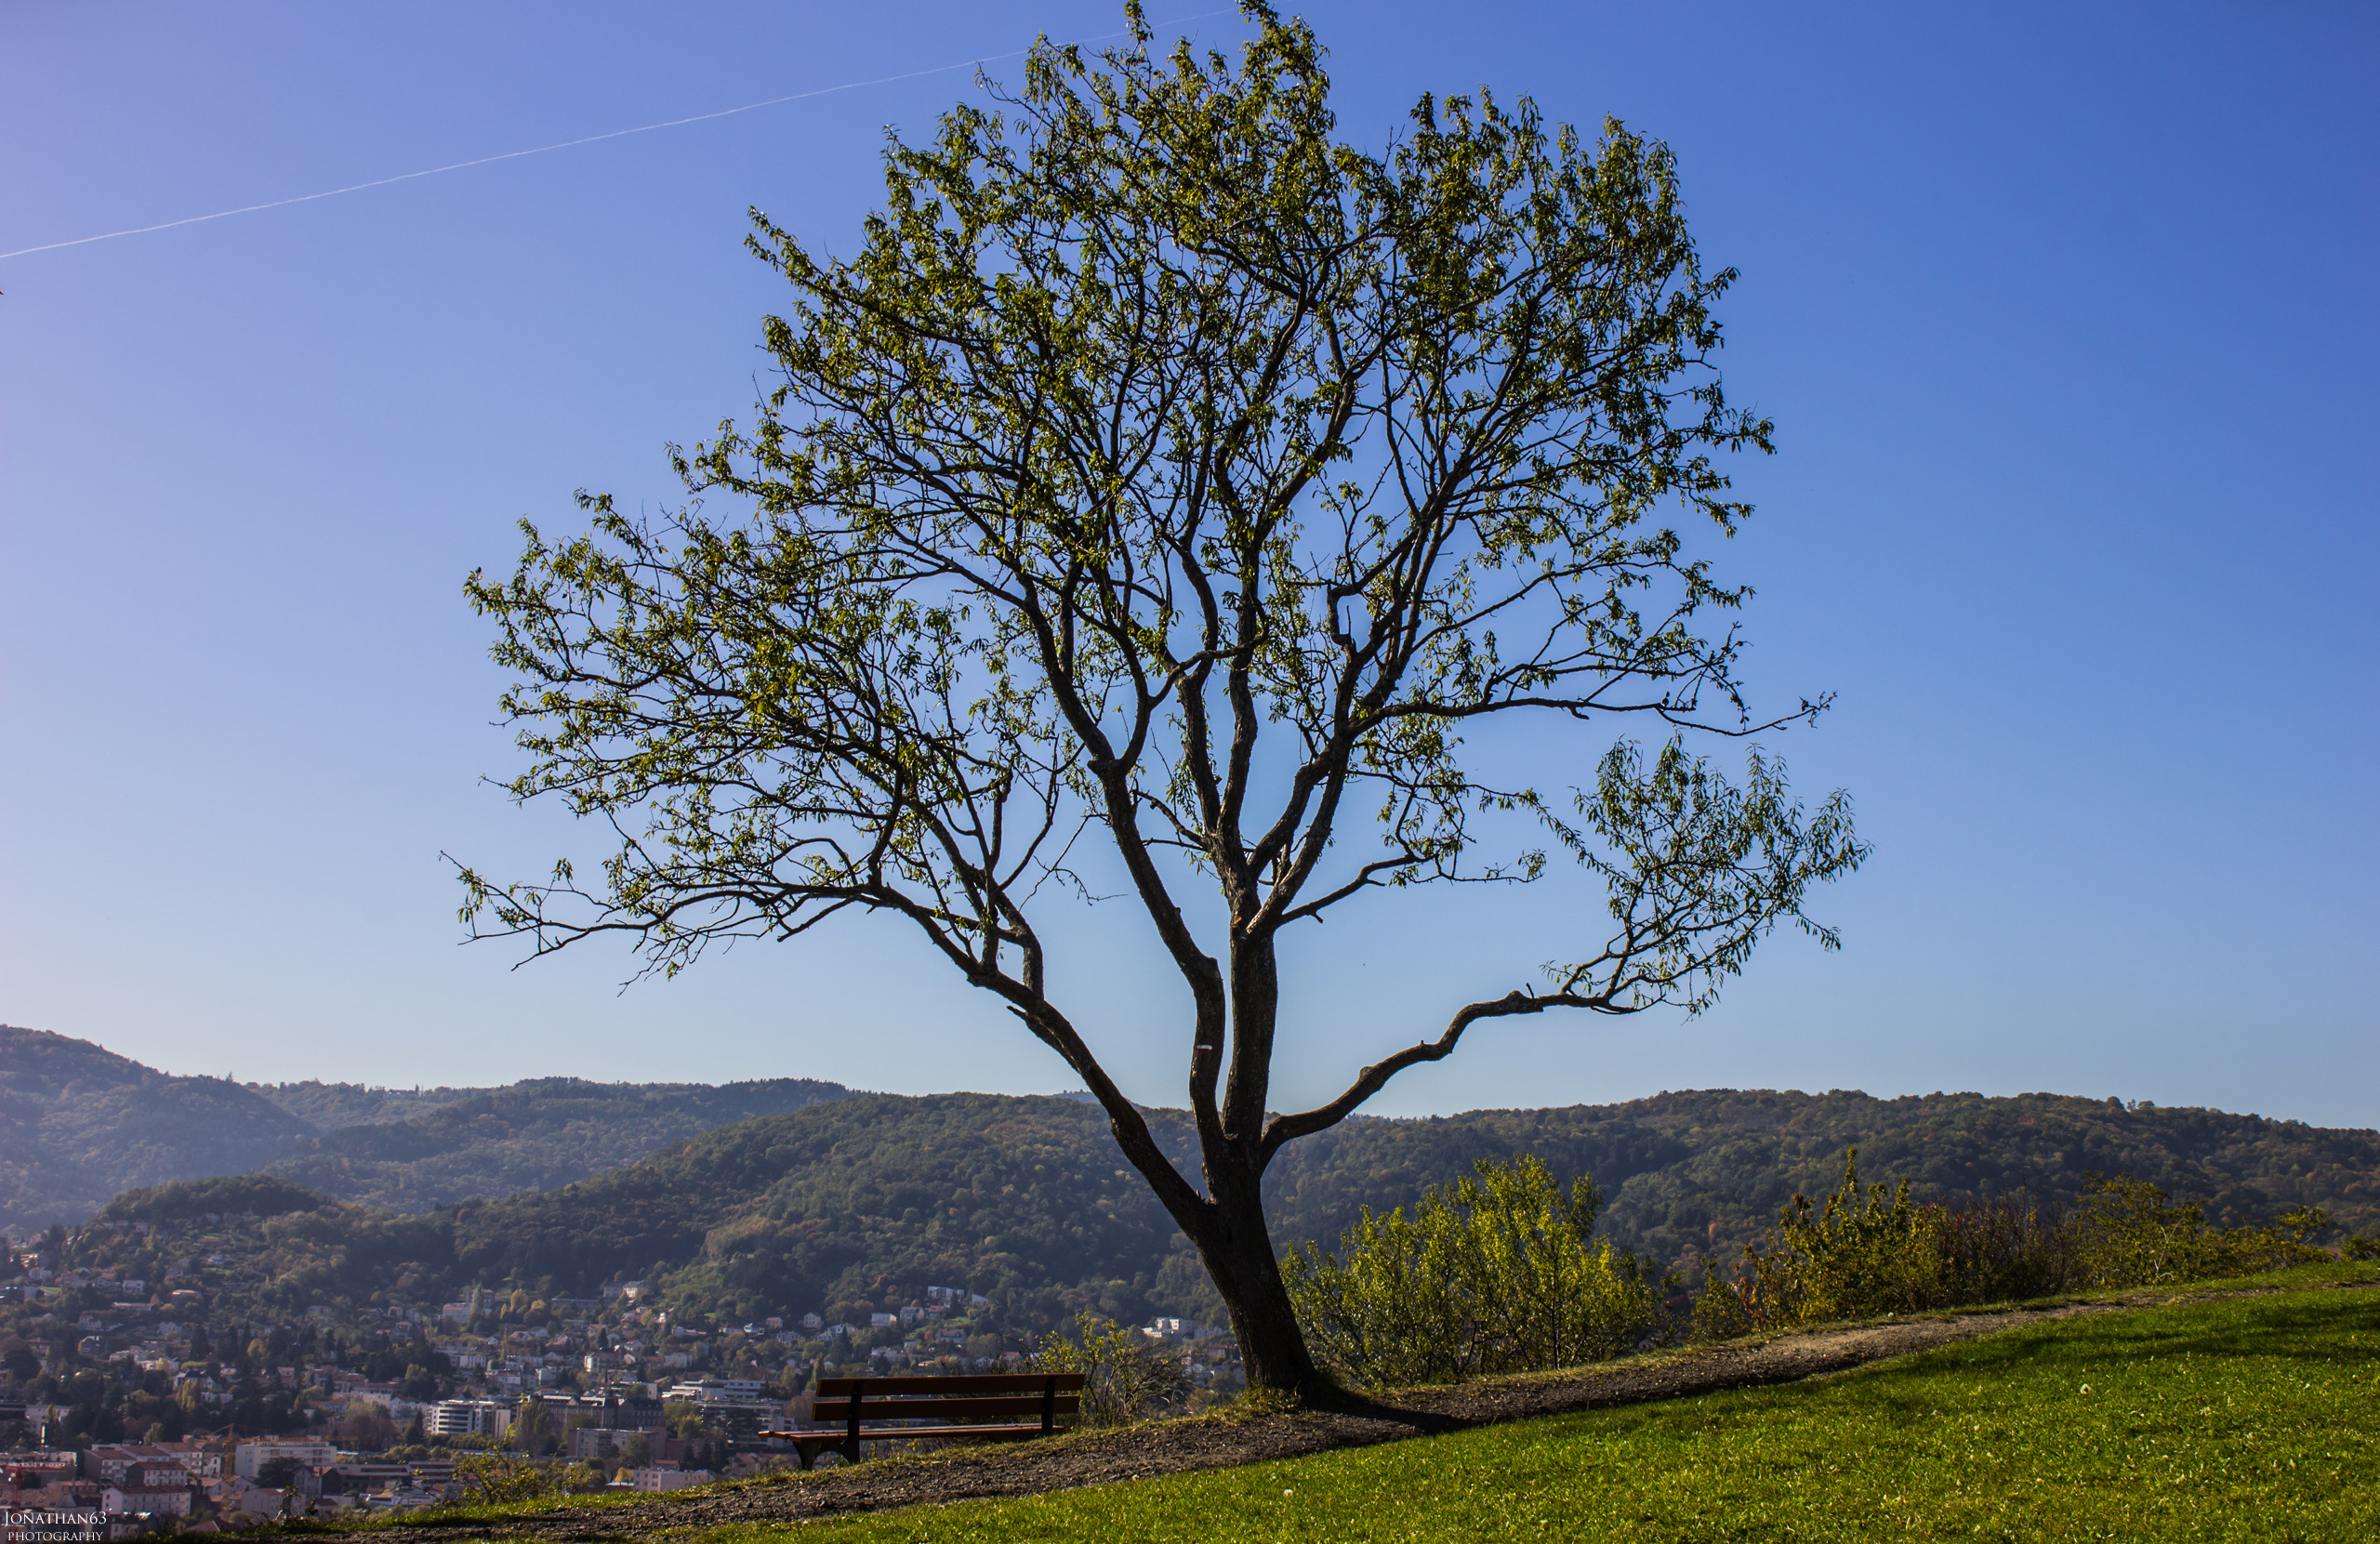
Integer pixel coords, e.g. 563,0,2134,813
761,1372,1087,1469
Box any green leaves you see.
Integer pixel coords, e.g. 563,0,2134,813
1030,1310,1193,1424
1284,1154,1671,1386
1541,739,1871,1016
458,5,1861,1270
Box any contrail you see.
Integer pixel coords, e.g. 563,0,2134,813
0,9,1236,262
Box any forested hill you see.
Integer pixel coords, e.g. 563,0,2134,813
1266,1089,2380,1273
251,1076,852,1211
0,1026,850,1228
70,1088,2373,1340
0,1026,317,1229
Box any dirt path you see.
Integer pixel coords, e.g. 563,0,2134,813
333,1297,2160,1541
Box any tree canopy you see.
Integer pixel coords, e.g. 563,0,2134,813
460,2,1866,1392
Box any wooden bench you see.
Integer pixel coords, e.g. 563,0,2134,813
761,1372,1087,1469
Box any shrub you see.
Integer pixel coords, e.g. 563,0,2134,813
1693,1156,2341,1340
2072,1180,2330,1287
454,1452,557,1505
1933,1192,2083,1304
1031,1313,1190,1426
1284,1155,1672,1388
1693,1151,1954,1339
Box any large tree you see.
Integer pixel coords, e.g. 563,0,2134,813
460,3,1867,1395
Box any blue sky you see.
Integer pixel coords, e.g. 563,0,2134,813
3,2,2373,1128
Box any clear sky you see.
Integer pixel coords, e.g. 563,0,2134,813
3,2,2373,1128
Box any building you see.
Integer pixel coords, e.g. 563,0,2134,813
628,1467,713,1493
151,1439,228,1480
424,1399,513,1439
232,1439,336,1481
568,1426,651,1462
101,1480,192,1517
81,1445,162,1484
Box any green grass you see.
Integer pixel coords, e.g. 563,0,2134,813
696,1268,2380,1544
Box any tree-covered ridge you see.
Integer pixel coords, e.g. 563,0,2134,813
0,1025,317,1228
93,1174,459,1313
451,1094,1210,1330
376,1089,2380,1329
1268,1089,2380,1274
0,1027,853,1227
19,1069,2376,1339
251,1081,493,1131
256,1075,852,1210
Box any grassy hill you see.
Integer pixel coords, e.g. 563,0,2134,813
728,1265,2380,1543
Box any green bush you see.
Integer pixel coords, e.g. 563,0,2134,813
1284,1155,1672,1388
454,1452,558,1505
2073,1181,2330,1287
1693,1156,2344,1339
1031,1313,1190,1426
1692,1150,1962,1339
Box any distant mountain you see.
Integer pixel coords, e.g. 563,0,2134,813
17,1022,2378,1331
254,1076,854,1210
88,1086,2367,1338
0,1025,318,1229
1265,1089,2380,1273
252,1081,492,1131
0,1026,850,1229
454,1092,1212,1326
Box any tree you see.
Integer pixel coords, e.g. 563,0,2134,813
460,2,1866,1396
511,1393,557,1456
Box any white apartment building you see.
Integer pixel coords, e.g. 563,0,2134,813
423,1400,514,1439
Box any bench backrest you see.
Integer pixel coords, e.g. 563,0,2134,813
813,1372,1087,1426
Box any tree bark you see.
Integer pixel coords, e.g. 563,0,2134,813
1183,1155,1329,1399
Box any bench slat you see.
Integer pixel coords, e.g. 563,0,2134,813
815,1373,1086,1395
813,1394,1078,1422
765,1423,1049,1443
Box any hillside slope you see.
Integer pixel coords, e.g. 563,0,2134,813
0,1025,317,1228
134,1086,2365,1332
1268,1088,2380,1272
256,1076,852,1209
26,1047,2378,1336
451,1093,1205,1326
525,1089,2380,1324
0,1027,851,1227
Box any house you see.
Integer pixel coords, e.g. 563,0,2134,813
628,1467,713,1493
205,1478,287,1518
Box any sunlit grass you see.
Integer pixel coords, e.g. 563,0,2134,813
692,1270,2379,1543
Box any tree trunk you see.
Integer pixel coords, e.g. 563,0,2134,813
1190,1151,1329,1399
